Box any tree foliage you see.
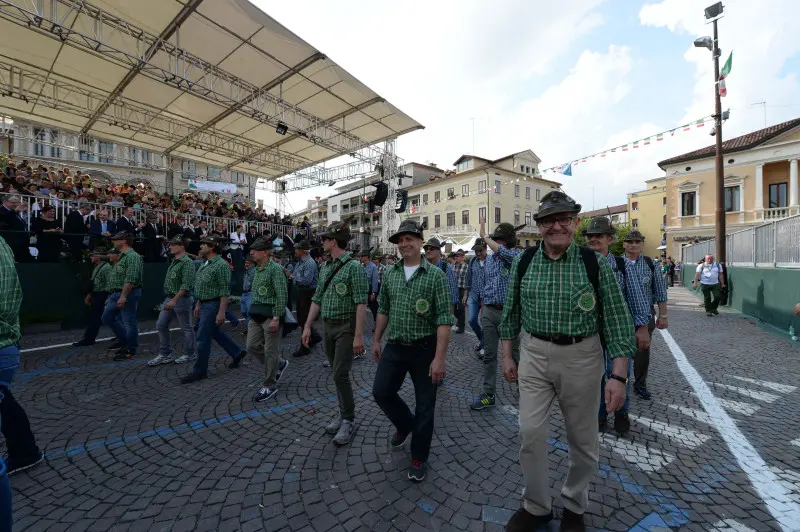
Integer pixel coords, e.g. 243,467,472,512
573,218,632,256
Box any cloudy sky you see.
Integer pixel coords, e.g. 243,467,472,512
255,0,800,214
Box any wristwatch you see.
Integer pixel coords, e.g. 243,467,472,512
609,374,628,385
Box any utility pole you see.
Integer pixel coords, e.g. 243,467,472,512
712,16,726,266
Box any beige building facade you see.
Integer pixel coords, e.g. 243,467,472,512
627,178,667,259
659,118,800,259
403,150,560,248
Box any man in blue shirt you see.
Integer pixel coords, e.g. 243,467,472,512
464,239,488,356
240,255,256,333
583,217,652,435
470,221,522,411
360,249,380,324
423,239,459,306
289,240,320,357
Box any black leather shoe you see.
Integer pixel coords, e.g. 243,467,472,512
227,351,246,369
180,372,207,384
614,412,630,436
505,508,553,532
560,509,585,532
72,339,95,347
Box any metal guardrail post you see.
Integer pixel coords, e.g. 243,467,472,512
773,221,778,267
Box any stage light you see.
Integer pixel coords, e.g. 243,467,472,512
704,2,723,19
275,122,288,135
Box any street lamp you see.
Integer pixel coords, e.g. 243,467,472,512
695,2,726,265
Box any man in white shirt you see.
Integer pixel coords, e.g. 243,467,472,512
693,254,726,317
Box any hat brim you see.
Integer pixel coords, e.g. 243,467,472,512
533,205,581,221
582,228,616,236
388,231,423,244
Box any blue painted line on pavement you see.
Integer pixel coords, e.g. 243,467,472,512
481,506,513,525
416,500,435,514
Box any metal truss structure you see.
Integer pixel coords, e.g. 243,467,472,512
380,139,399,254
0,0,385,171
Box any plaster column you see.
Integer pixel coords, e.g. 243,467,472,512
755,164,764,218
789,159,799,208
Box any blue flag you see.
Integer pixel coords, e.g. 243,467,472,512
558,162,572,176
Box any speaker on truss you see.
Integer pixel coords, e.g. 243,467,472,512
372,182,389,207
368,198,376,213
394,190,408,214
279,181,287,192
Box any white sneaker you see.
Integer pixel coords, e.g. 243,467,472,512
332,419,355,446
325,415,342,435
147,354,174,366
173,354,194,364
276,359,289,383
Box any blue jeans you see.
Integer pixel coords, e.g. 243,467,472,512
240,292,252,326
101,289,141,354
467,295,483,348
0,346,20,532
192,301,242,375
599,349,632,417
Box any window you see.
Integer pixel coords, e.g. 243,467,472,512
79,137,94,161
514,210,520,225
478,180,486,193
50,130,61,159
494,207,501,224
447,187,455,198
525,187,531,199
33,128,46,156
631,201,639,211
478,207,487,222
208,166,222,178
462,184,469,196
632,218,639,228
514,184,520,198
181,160,197,179
611,215,619,223
434,215,441,228
681,191,696,216
231,171,247,183
662,196,667,206
331,205,337,213
724,185,740,212
494,180,501,194
422,216,428,228
663,214,667,225
434,191,441,202
769,183,788,208
457,159,473,172
98,141,113,163
535,188,541,201
525,240,530,247
524,212,532,225
131,148,151,166
462,209,469,225
447,212,456,226
423,193,428,204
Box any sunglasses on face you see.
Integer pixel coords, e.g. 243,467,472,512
536,216,575,228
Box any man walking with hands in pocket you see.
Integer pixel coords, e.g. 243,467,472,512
500,191,636,532
371,220,450,483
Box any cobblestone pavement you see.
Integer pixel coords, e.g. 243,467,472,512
6,287,800,531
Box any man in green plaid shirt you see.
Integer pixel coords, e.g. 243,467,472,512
372,219,450,483
302,220,367,446
149,236,196,366
73,248,113,347
247,238,289,403
500,191,636,532
182,236,246,384
102,231,144,361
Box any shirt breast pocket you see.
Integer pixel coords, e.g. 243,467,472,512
570,284,597,313
641,271,651,288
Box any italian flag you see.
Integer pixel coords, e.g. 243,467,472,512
719,52,732,97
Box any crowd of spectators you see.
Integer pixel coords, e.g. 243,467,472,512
0,158,306,263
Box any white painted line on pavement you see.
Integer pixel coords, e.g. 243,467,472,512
710,519,757,532
712,382,781,403
729,376,797,394
709,396,761,416
659,329,800,532
791,438,800,449
21,328,182,353
668,404,714,425
599,433,675,472
629,414,711,449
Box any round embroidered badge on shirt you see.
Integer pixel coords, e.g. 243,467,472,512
258,285,268,296
170,272,177,280
335,283,348,296
577,292,596,312
415,298,430,314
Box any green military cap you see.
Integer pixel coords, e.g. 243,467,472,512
624,230,646,242
294,239,311,250
250,238,274,251
389,219,424,244
489,223,525,247
582,216,616,236
422,238,442,250
534,190,581,221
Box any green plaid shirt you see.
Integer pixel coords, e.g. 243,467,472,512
163,254,195,296
378,258,452,342
0,236,22,348
312,252,368,320
194,255,231,301
91,262,112,293
107,248,143,291
251,260,288,315
500,243,636,360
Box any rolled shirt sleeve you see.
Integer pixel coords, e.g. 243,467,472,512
433,272,453,326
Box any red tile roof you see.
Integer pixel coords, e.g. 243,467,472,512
581,204,628,217
657,118,800,169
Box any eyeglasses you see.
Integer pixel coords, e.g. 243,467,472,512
536,216,575,228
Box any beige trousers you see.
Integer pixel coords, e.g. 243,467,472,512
246,319,283,388
518,333,604,515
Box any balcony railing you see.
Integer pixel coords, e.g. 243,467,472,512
760,206,800,221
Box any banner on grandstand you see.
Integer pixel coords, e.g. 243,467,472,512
188,178,237,194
